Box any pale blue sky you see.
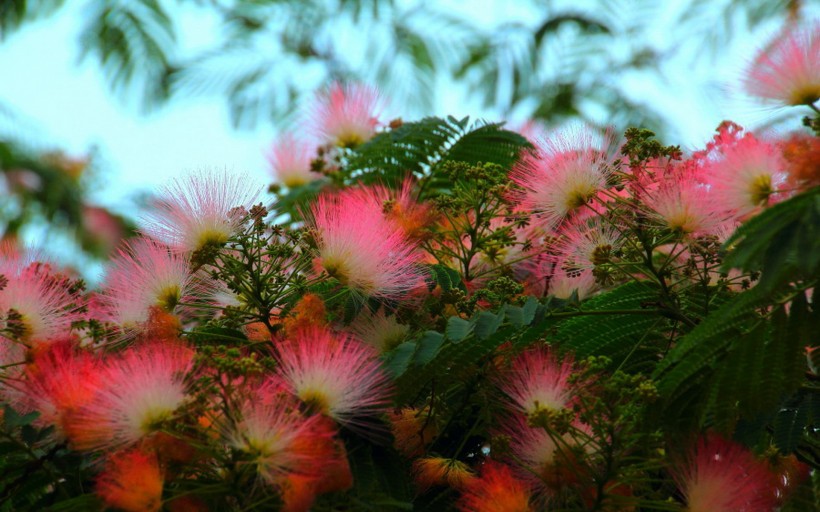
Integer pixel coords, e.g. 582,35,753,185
0,0,815,277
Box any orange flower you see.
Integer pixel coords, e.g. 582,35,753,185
96,449,164,512
457,460,532,512
282,293,327,335
389,407,437,457
413,457,475,492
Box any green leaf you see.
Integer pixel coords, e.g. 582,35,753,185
385,342,417,377
445,316,472,342
722,189,820,293
556,282,664,368
186,326,249,345
428,263,467,293
414,331,445,365
474,310,504,340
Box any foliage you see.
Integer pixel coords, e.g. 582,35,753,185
0,0,809,133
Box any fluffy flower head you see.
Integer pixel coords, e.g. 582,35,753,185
670,434,776,512
498,346,577,415
16,340,101,436
0,253,82,343
100,238,199,330
457,461,533,512
705,131,788,219
276,326,392,427
65,341,194,451
644,173,722,235
310,192,424,300
142,169,261,254
228,378,337,486
311,82,383,147
511,127,616,229
96,448,164,512
743,22,820,106
267,135,323,187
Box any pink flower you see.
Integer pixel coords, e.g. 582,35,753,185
310,82,383,148
340,179,435,242
0,253,83,344
547,263,598,301
275,326,392,428
704,132,788,220
501,414,593,495
743,22,820,107
670,434,776,512
99,237,201,330
267,135,323,187
65,341,194,451
510,127,617,230
141,169,261,254
14,338,101,437
553,218,623,270
497,347,577,416
309,192,425,300
644,173,723,235
227,378,338,486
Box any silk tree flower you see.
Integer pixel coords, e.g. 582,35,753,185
340,179,437,242
96,448,164,512
457,460,533,512
501,414,595,495
0,254,84,344
547,263,598,301
275,326,392,428
553,218,623,270
99,237,202,331
644,173,723,235
510,127,617,230
227,378,338,487
141,169,262,255
347,308,410,353
310,82,384,148
670,434,776,512
743,22,820,107
497,346,577,416
413,457,476,492
65,341,194,452
309,192,425,300
267,134,323,188
14,339,101,437
705,132,789,220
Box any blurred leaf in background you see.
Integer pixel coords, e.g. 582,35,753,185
0,0,810,262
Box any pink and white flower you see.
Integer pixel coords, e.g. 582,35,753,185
0,252,83,344
743,22,820,107
65,341,194,452
498,347,578,415
99,237,201,330
704,132,789,220
275,326,392,427
670,434,776,512
310,82,384,148
510,127,617,230
141,169,262,254
227,378,337,485
309,192,425,300
267,135,323,188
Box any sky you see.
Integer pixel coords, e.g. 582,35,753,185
0,0,815,278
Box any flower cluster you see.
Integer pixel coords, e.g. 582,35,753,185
0,21,817,511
